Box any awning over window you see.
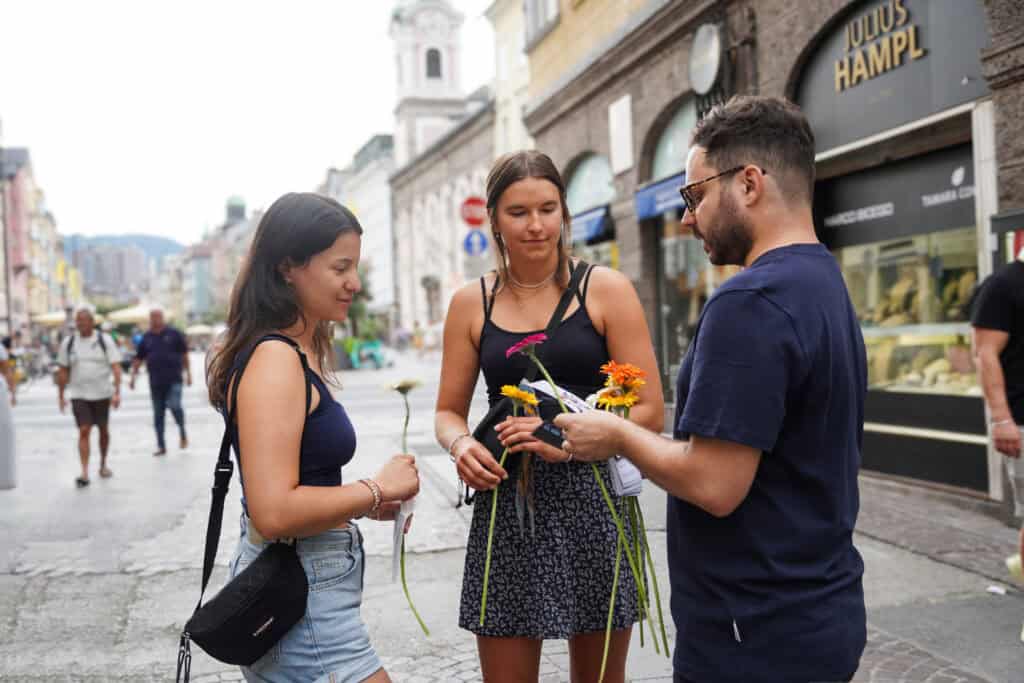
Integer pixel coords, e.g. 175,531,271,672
634,172,685,221
571,205,614,245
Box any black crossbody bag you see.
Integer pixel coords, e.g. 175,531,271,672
176,335,312,682
463,261,588,505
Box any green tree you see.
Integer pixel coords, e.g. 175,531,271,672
347,262,375,339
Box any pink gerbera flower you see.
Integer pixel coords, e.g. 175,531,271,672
505,333,548,359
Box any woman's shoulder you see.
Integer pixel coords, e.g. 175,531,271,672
243,337,304,376
450,271,497,311
578,261,633,295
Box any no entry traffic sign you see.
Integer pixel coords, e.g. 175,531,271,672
461,196,487,228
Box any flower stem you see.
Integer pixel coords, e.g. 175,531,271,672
401,394,410,453
480,405,517,626
480,447,510,626
529,353,648,611
627,496,650,650
636,500,669,656
528,355,569,414
590,462,649,611
401,534,429,635
599,521,624,683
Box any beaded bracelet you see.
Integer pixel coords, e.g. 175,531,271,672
358,478,382,516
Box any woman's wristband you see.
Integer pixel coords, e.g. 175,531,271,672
358,478,382,515
991,418,1016,427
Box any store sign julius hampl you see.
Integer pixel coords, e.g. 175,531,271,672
834,0,925,93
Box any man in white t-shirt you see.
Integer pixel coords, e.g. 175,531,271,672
57,307,122,488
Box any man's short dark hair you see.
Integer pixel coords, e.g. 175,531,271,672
691,95,816,205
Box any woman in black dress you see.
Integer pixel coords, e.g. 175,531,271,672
435,151,664,682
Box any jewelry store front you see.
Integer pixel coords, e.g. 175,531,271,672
793,0,996,493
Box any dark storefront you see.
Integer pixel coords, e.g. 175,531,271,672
794,0,996,493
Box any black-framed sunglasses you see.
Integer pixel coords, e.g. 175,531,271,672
678,165,767,214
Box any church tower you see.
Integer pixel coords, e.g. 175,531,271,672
390,0,466,167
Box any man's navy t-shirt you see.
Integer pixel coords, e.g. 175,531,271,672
670,243,867,683
136,327,187,389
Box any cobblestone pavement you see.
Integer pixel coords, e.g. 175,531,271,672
857,474,1019,586
0,350,1020,682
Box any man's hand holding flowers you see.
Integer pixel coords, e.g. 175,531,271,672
553,409,626,462
496,414,567,463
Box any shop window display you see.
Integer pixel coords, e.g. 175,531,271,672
834,227,980,396
574,240,619,270
658,215,740,380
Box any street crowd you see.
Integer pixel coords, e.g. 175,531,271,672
3,95,1022,683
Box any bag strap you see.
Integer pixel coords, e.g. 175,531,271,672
192,333,312,614
522,260,589,383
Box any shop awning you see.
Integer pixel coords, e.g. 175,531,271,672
571,205,613,245
634,172,685,220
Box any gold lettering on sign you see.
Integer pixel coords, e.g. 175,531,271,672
834,0,926,92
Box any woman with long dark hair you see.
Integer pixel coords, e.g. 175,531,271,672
435,152,664,682
207,192,419,682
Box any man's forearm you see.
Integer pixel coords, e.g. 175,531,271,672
182,353,191,374
978,351,1013,421
112,365,122,392
615,419,696,502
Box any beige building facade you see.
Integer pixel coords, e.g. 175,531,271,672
487,0,534,155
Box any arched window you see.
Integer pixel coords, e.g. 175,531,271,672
426,48,442,79
565,154,615,215
651,99,697,181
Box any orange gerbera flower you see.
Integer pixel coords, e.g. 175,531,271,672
600,361,647,391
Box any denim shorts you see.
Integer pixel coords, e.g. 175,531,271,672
229,514,383,683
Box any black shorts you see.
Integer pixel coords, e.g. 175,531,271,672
71,399,111,428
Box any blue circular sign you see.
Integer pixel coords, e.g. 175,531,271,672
463,230,488,256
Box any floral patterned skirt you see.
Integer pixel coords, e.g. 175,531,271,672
459,456,638,639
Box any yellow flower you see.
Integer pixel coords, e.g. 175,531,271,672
596,388,640,409
500,384,539,408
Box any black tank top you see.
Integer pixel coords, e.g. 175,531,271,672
226,335,356,489
478,264,609,408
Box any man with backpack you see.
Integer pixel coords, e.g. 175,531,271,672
57,306,122,488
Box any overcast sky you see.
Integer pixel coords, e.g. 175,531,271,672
0,1,494,246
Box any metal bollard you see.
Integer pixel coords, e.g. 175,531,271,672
0,377,15,489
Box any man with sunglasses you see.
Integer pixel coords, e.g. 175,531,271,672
556,95,866,682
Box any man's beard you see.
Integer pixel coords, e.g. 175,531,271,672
703,190,753,266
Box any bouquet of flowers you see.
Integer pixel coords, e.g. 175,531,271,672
506,335,667,680
593,362,669,658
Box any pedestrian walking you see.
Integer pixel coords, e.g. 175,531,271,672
56,306,122,488
971,245,1024,568
434,150,664,682
0,337,16,489
203,192,419,682
556,96,867,683
129,307,190,456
